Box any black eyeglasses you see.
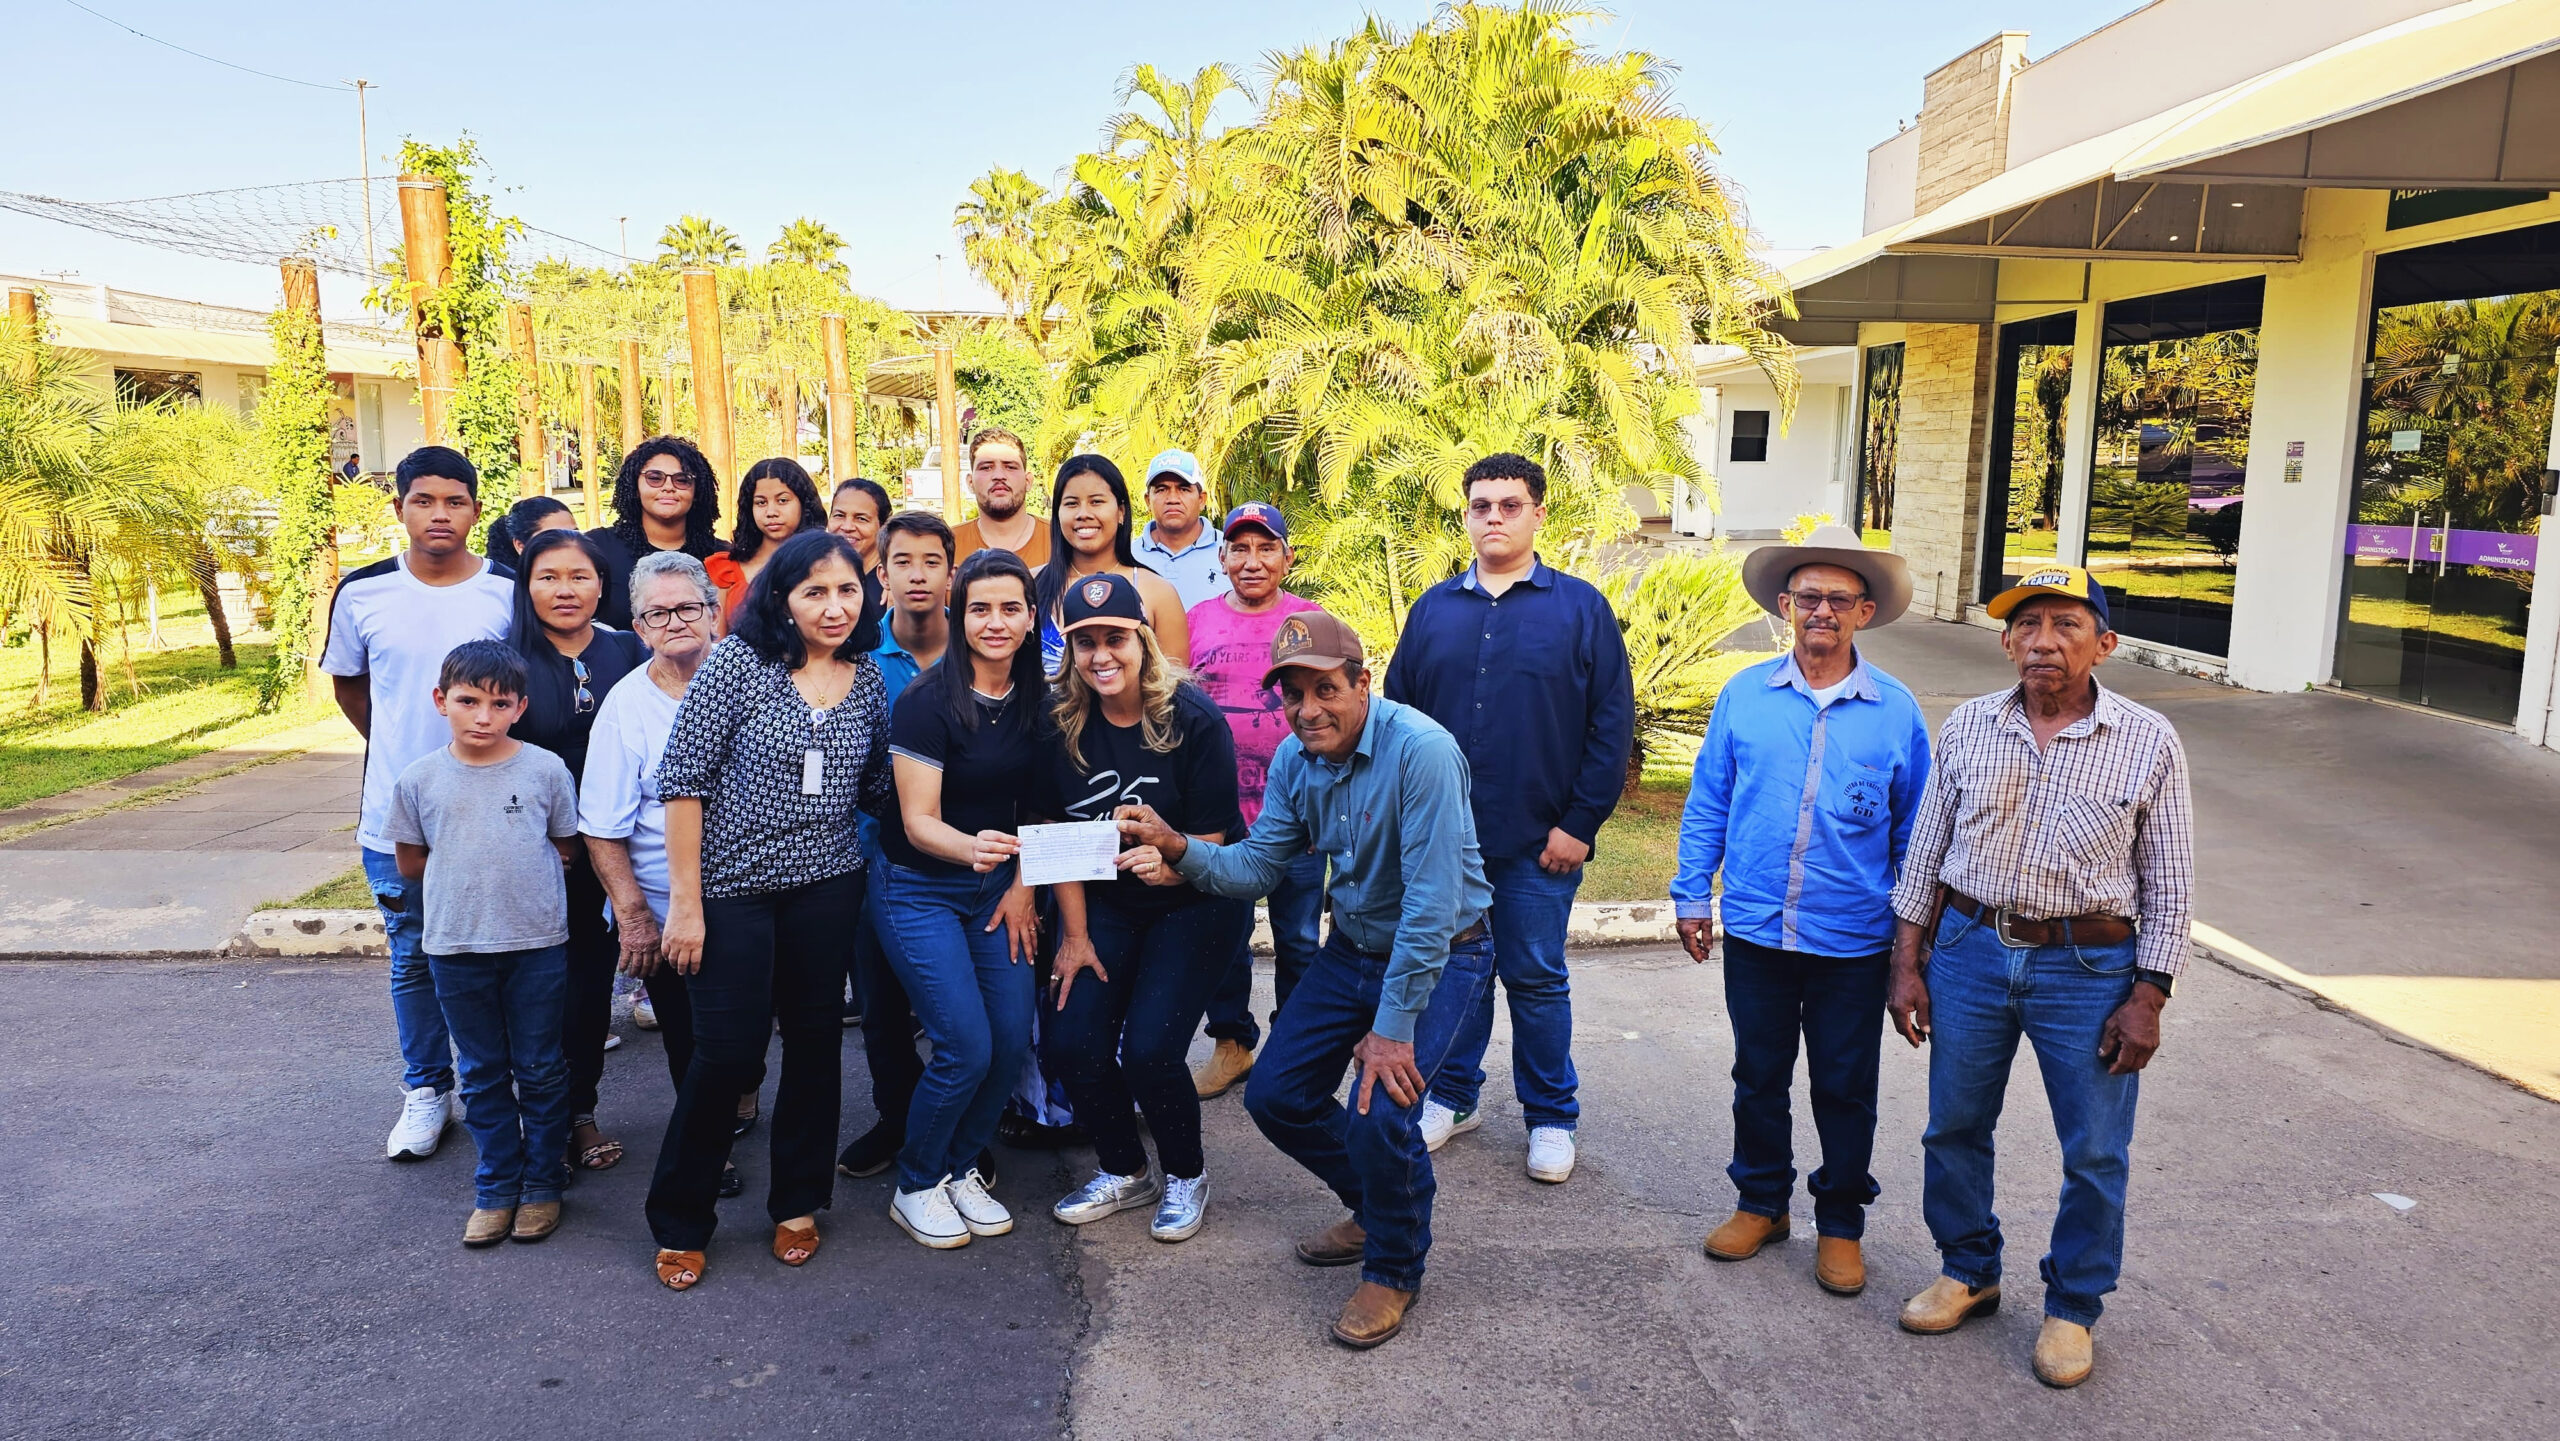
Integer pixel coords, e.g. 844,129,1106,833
571,657,594,714
634,602,713,629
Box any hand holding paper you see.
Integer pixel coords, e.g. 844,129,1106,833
1017,820,1122,886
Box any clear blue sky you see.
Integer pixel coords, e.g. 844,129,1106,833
1,0,2138,317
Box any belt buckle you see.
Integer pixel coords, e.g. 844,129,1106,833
1994,908,2035,948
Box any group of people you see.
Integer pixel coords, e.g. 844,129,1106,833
323,424,2189,1382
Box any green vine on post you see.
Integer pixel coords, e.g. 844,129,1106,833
375,137,524,514
257,297,332,710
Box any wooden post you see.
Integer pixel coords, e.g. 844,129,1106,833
508,302,545,497
619,337,644,452
822,313,855,483
934,341,961,506
396,175,460,445
681,268,732,482
661,360,679,435
282,258,338,704
577,359,600,527
11,287,42,383
776,363,799,464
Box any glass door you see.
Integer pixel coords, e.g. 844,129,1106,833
2336,294,2553,720
1980,313,2077,603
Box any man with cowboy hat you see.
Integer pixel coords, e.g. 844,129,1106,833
1673,523,1933,1299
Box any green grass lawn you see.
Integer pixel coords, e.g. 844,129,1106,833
0,610,322,813
281,866,375,909
1583,769,1691,903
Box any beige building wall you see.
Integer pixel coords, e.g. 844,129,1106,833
1912,33,2029,213
1889,323,1997,619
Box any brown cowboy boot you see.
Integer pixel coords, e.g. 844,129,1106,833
1295,1215,1366,1267
1330,1281,1418,1349
1814,1236,1865,1295
1702,1210,1790,1261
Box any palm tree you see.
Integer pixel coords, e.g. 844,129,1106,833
953,168,1049,320
657,215,744,268
769,217,847,275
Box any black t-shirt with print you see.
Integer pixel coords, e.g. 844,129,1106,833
884,679,1042,876
1045,683,1241,913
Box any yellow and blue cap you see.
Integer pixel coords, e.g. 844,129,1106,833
1986,564,2112,631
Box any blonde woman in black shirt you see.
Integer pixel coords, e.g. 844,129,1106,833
647,530,890,1291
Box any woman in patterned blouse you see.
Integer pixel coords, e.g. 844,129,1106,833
645,530,892,1291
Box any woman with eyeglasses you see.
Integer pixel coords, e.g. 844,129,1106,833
506,528,650,1179
710,458,829,622
588,436,728,630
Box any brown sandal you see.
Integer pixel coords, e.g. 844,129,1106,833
577,1137,624,1171
655,1249,705,1291
773,1221,820,1267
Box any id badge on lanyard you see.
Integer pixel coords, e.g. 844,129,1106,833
802,704,827,797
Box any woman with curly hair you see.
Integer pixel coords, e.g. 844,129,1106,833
710,458,829,621
586,436,725,630
1038,571,1248,1244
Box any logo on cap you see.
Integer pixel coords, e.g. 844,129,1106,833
1273,616,1315,660
1080,578,1114,608
2020,569,2078,590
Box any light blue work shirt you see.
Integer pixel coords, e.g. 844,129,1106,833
1136,521,1230,614
1174,696,1490,1042
1671,649,1932,958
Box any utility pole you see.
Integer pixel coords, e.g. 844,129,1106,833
352,81,374,281
681,267,733,481
822,312,855,484
577,359,599,527
620,336,645,454
618,217,629,267
509,301,544,498
396,174,459,444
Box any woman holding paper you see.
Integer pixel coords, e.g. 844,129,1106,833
1039,572,1250,1242
875,548,1049,1250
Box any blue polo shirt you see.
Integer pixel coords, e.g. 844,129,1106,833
861,624,930,851
1135,521,1230,614
1383,558,1634,860
1671,649,1932,957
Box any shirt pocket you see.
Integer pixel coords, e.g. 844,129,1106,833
2050,791,2137,866
1822,761,1892,833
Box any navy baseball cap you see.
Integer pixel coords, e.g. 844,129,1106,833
1986,563,2113,632
1060,571,1148,634
1222,502,1289,543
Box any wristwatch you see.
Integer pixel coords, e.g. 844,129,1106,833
2135,969,2175,998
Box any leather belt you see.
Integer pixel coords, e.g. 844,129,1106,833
1451,917,1488,948
1946,890,2134,948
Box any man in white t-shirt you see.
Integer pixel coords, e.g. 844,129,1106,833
320,445,517,1163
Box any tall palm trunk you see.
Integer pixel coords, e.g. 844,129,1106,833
192,544,236,669
32,617,51,710
79,635,102,713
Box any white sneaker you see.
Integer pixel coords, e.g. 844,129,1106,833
632,995,659,1031
387,1085,453,1161
948,1167,1014,1237
603,1032,623,1052
1420,1101,1481,1153
890,1179,972,1249
1527,1126,1577,1184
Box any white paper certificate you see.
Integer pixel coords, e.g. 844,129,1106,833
1016,820,1123,886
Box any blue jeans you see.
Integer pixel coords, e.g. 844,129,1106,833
1722,933,1888,1238
1242,929,1495,1292
428,944,570,1209
1203,849,1326,1050
1921,907,2143,1326
1045,892,1252,1178
364,847,453,1093
1428,854,1580,1130
877,861,1034,1193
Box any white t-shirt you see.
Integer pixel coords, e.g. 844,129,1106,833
319,553,517,853
577,664,682,920
1809,675,1855,710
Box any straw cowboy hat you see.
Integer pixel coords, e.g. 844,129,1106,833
1739,524,1914,627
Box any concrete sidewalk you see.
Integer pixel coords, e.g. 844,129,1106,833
0,718,361,955
1858,621,2560,1099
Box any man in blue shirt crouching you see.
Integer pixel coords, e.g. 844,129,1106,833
1672,523,1931,1299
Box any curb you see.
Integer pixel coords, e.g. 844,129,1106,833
229,900,1685,961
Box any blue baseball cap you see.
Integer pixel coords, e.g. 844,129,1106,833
1221,502,1289,543
1986,563,2113,632
1145,448,1205,490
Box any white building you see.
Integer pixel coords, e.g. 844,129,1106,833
1763,0,2560,750
4,271,422,476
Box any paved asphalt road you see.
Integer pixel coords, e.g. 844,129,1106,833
5,942,2556,1438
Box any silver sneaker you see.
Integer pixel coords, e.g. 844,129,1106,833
1150,1173,1210,1243
1051,1169,1161,1226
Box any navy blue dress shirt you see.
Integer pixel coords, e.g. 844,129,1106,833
1384,558,1635,861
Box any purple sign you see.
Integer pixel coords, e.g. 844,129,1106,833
2346,524,2537,572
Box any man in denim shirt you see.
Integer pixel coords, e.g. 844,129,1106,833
1672,524,1930,1301
1118,609,1491,1352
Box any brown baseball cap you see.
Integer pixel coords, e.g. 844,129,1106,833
1261,609,1367,690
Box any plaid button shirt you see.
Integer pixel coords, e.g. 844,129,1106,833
1888,681,2194,977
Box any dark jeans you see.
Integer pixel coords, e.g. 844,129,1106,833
428,944,570,1209
1430,853,1582,1130
1045,892,1253,1179
643,871,858,1251
1242,929,1495,1292
1722,932,1889,1239
561,854,615,1122
641,961,695,1090
1203,848,1326,1050
854,848,924,1137
1921,907,2143,1326
876,861,1033,1192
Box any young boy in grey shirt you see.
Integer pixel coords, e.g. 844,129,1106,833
388,640,582,1248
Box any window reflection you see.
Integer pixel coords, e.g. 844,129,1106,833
1981,313,2076,603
